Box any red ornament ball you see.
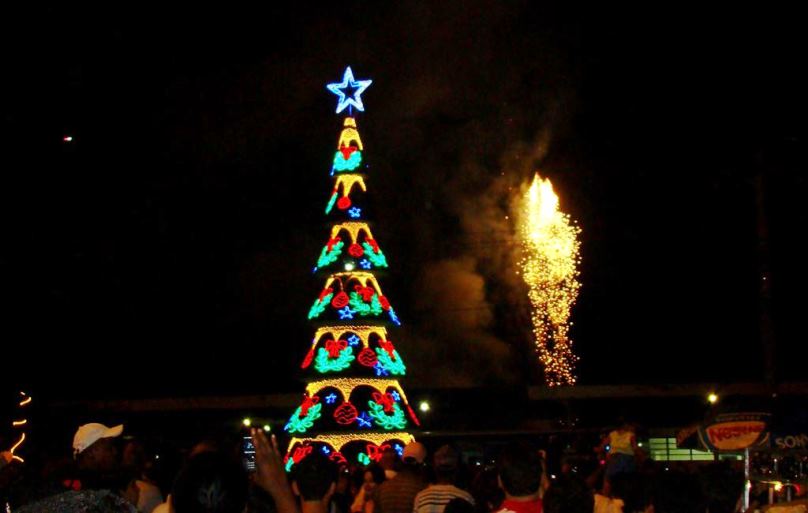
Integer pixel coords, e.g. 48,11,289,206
348,244,364,258
357,347,378,367
334,402,358,425
331,291,349,309
337,196,352,210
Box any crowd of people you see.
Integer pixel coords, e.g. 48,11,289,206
0,420,752,513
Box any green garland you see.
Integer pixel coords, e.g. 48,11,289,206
317,241,344,268
349,292,384,317
285,403,323,434
362,242,388,268
375,349,406,376
367,401,407,430
308,293,333,319
314,346,355,373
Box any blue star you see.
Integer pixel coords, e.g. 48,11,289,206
359,259,372,270
394,444,403,456
391,391,401,402
338,306,355,320
347,334,361,346
321,446,331,455
348,207,362,219
374,363,390,377
388,308,401,326
356,412,373,428
327,67,373,114
325,393,337,404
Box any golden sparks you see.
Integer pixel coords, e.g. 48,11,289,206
519,173,581,386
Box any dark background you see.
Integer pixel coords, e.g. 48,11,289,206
1,3,805,402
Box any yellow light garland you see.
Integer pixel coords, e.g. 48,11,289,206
519,173,581,387
306,378,409,404
308,326,388,352
334,174,367,199
338,118,363,150
330,222,374,245
324,272,384,296
289,432,414,453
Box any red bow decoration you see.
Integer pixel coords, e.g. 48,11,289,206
378,340,397,360
325,339,348,358
330,451,347,465
348,243,365,258
354,284,375,302
292,445,313,464
300,395,320,417
372,392,395,413
366,443,391,462
339,146,357,160
326,237,342,252
365,238,380,254
318,287,334,302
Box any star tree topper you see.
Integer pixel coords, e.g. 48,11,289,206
327,67,372,114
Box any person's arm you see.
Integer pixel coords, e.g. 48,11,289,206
350,487,366,513
252,429,300,513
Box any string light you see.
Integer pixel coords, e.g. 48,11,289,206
518,173,581,387
326,68,373,114
314,346,355,373
284,403,323,434
330,222,375,245
306,378,410,403
288,432,414,456
375,349,406,375
10,433,25,463
356,412,374,428
368,401,408,430
326,175,367,215
10,392,30,463
333,150,363,173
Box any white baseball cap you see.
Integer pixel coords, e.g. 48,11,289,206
73,423,124,456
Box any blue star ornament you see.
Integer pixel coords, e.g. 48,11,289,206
327,67,373,114
338,306,355,320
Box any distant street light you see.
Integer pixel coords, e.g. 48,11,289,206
707,393,719,405
243,418,252,427
419,401,430,413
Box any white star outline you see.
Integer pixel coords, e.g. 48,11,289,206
326,67,373,114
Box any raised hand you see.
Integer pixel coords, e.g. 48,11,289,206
252,429,299,513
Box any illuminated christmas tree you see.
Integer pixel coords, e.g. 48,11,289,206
283,67,419,470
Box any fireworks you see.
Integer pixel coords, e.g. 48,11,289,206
519,173,581,386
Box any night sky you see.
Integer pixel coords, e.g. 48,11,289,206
1,4,805,401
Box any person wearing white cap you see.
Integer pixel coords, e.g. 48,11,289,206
70,422,127,494
73,423,124,468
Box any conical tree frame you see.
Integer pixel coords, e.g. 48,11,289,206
282,68,419,471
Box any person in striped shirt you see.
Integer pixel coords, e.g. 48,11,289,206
413,445,474,513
